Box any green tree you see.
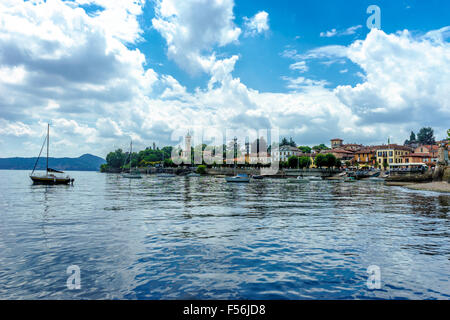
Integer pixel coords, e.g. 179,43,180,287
299,156,312,168
312,144,329,152
280,137,289,147
345,161,351,168
196,165,207,174
447,129,450,140
289,137,297,147
410,131,416,142
417,127,435,145
106,149,127,169
314,154,327,168
335,159,342,168
287,155,299,168
298,146,312,153
163,158,175,167
324,153,337,168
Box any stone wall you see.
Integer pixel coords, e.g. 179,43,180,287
443,166,450,182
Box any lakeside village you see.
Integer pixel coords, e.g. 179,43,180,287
101,127,450,187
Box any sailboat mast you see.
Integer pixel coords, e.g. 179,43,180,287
46,123,49,173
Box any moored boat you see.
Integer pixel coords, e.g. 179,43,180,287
225,173,250,183
186,172,201,177
157,173,176,177
29,124,74,185
344,176,357,182
121,140,142,179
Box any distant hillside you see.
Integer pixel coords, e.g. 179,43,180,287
0,154,106,171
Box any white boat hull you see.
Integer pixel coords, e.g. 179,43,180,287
225,177,250,183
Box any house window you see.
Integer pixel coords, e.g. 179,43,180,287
389,151,393,156
389,159,393,163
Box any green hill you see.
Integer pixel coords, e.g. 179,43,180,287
0,154,106,171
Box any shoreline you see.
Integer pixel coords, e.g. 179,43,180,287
386,181,450,193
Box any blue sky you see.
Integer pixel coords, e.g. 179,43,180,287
132,0,450,92
0,0,449,157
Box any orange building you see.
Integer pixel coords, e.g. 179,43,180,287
354,148,376,165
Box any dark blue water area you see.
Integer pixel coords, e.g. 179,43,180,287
0,170,449,299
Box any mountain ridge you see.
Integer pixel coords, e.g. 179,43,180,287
0,153,106,171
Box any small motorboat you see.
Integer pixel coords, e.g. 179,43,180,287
252,175,264,180
287,176,309,183
157,173,176,177
296,176,309,183
306,176,322,181
122,172,142,179
225,173,250,183
344,176,356,182
186,172,201,177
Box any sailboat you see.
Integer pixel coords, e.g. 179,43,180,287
30,124,74,185
122,140,142,179
225,138,250,183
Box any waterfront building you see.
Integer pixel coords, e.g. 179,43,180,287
354,148,376,166
181,131,192,163
375,144,412,167
401,153,430,165
271,145,302,162
249,152,271,165
327,148,354,161
330,138,343,149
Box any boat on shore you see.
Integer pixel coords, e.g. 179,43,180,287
30,124,74,185
225,173,250,183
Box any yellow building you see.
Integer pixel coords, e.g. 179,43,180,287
354,148,376,166
375,144,411,168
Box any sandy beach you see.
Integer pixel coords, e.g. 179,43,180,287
404,181,450,193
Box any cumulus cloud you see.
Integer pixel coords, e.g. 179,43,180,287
0,1,448,158
152,0,241,74
335,28,450,129
243,11,269,37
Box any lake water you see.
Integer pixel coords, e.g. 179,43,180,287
0,170,449,299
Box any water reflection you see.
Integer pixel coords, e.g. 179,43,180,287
0,170,449,299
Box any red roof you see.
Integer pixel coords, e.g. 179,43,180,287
401,153,431,157
356,149,375,154
331,149,354,154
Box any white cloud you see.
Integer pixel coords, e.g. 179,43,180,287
320,25,362,37
289,61,308,73
243,11,269,37
152,0,241,74
282,76,330,91
335,28,450,128
0,119,33,137
320,29,337,38
0,1,449,158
